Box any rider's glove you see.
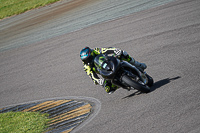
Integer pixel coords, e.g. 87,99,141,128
114,49,122,57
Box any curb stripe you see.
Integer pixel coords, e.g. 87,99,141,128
49,104,91,126
22,100,54,112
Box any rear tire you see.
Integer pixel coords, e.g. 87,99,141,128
121,75,151,93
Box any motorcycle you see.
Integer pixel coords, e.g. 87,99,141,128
94,54,154,93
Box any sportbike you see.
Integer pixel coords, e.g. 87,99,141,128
94,54,154,93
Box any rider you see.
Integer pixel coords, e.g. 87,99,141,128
80,47,147,94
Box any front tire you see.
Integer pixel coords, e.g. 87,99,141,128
146,74,154,87
121,75,151,93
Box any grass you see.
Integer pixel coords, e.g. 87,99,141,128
0,111,51,133
0,0,61,19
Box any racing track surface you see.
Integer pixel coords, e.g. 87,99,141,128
0,0,200,133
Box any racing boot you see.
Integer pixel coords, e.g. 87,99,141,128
120,51,147,71
104,80,119,94
129,58,147,71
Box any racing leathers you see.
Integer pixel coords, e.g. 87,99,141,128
82,47,146,94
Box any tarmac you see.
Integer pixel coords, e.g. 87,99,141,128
0,0,200,132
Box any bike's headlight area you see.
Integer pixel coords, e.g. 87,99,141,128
102,62,112,71
99,61,116,79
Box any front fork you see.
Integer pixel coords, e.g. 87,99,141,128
140,71,148,85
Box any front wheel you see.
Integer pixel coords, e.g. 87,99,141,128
121,75,151,93
146,74,154,87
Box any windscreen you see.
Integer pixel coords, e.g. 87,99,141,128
94,54,106,70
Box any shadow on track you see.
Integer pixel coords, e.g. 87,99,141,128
122,76,181,99
151,76,181,92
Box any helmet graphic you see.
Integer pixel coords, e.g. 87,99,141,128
80,47,94,64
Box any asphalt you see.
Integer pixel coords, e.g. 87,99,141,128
0,0,200,133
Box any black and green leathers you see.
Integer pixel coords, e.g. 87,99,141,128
82,47,135,94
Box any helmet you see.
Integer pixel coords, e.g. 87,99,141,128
80,47,94,64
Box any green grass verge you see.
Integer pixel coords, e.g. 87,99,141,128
0,0,61,19
0,111,51,133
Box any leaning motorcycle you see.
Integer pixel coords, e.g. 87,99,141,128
94,54,154,93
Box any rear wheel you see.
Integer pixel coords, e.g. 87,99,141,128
121,75,151,93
